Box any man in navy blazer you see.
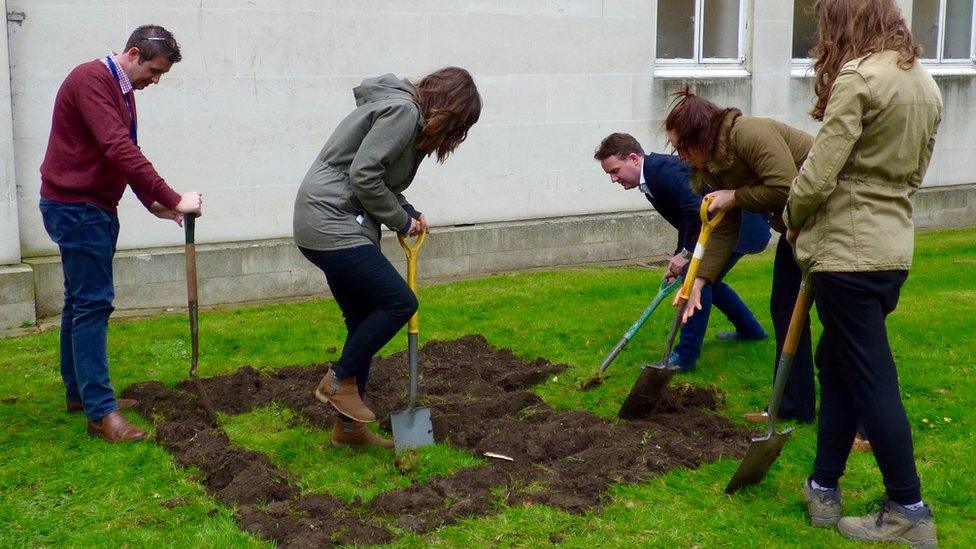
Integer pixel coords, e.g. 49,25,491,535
595,133,768,371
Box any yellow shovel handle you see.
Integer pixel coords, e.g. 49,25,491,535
398,231,426,334
678,196,727,300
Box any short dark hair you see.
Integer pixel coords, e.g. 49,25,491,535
125,25,181,63
594,133,644,161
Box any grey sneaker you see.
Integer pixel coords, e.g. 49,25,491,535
837,498,937,548
803,479,842,526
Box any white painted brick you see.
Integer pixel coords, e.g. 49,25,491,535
6,4,125,81
473,74,548,125
123,8,238,78
235,10,336,77
332,13,428,76
546,74,633,123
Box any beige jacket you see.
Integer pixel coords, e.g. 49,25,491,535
785,51,942,273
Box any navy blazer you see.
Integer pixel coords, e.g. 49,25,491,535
642,153,770,256
642,153,701,255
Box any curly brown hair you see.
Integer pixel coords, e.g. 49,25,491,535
413,67,482,162
809,0,920,120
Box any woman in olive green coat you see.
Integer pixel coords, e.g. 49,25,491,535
786,0,941,544
663,91,817,425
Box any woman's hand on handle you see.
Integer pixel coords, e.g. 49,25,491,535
673,277,707,324
786,228,799,247
415,214,429,235
704,189,736,212
406,214,429,237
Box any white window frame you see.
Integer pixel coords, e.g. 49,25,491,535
790,0,817,78
655,0,750,78
792,0,976,77
918,0,976,65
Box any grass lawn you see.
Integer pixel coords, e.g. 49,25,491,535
1,227,974,547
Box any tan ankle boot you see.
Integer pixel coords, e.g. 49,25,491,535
314,369,375,422
331,419,394,449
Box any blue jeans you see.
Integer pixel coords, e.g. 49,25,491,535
40,198,120,421
299,244,418,396
673,253,765,365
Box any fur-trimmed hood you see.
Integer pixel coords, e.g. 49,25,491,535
690,108,742,195
704,108,742,174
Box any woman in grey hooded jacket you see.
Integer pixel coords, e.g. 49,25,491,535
294,67,481,448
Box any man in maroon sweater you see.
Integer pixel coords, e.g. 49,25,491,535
39,25,203,442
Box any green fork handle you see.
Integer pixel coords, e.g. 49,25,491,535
598,274,683,375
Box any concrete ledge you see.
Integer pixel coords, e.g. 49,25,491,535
6,182,976,329
913,183,976,229
0,264,36,328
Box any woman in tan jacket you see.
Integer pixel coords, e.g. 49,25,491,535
663,90,817,425
786,0,941,545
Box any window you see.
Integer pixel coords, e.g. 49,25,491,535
912,0,976,63
656,0,746,64
792,0,818,61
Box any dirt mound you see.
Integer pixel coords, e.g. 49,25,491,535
123,334,747,545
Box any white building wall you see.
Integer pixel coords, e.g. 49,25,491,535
0,0,20,264
4,0,975,261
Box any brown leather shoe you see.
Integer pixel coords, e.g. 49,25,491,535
87,411,146,442
67,398,138,414
744,410,770,423
852,433,873,452
331,419,394,449
314,369,375,422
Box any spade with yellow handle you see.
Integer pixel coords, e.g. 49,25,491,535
391,231,435,452
618,196,726,419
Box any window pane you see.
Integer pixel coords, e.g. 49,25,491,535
911,0,940,59
792,0,818,58
657,0,696,59
943,0,974,59
702,0,740,59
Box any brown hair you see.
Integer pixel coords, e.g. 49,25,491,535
125,25,181,63
413,67,482,162
664,86,723,159
809,0,919,120
594,133,644,160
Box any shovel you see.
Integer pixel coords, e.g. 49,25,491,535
184,215,217,424
725,275,811,494
579,274,683,390
391,231,435,452
618,196,725,419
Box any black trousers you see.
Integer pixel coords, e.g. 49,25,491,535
810,270,921,505
770,236,816,422
299,244,418,396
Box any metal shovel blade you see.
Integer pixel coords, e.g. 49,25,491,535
618,364,677,419
725,428,794,494
391,406,434,453
392,333,434,452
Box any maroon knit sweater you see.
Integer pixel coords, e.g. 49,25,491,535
40,60,181,213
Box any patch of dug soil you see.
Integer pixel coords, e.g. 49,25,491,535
124,335,748,545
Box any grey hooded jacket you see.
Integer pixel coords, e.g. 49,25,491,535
293,74,424,251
